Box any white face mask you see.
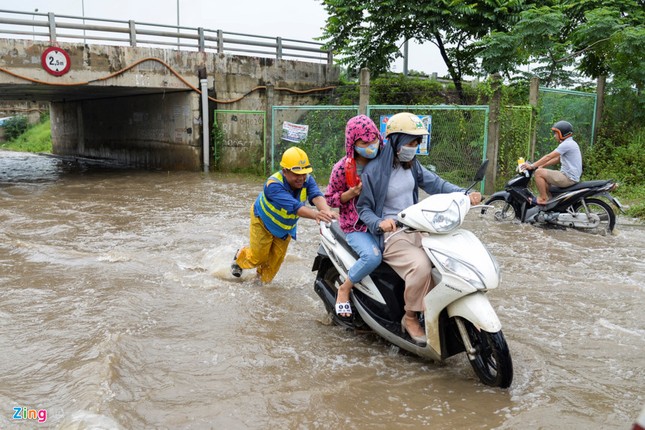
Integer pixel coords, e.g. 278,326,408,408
397,146,418,162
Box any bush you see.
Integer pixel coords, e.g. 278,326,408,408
0,118,52,153
3,116,29,140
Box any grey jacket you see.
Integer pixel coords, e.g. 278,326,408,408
356,140,464,249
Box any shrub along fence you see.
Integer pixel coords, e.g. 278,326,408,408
536,87,597,161
270,104,492,193
211,101,533,194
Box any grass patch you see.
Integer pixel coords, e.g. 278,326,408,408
0,119,52,153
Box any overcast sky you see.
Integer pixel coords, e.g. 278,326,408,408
5,0,448,76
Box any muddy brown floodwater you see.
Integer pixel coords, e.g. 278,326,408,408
1,150,643,429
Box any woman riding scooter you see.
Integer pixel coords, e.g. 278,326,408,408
356,112,481,344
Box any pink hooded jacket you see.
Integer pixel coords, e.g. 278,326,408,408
325,115,383,233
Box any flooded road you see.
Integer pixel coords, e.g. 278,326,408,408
1,150,643,429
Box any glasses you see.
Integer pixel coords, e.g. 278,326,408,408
288,165,312,172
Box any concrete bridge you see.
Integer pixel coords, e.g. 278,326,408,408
0,10,339,171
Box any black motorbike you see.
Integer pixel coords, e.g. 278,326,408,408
481,168,623,234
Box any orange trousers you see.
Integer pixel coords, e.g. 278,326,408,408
235,206,291,283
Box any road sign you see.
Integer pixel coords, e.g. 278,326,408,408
41,47,71,76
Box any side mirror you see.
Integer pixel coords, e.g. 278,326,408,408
464,159,489,193
474,159,489,182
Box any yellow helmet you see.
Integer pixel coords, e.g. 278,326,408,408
385,112,429,137
280,147,312,174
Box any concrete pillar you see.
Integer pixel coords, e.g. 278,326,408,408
76,103,84,153
485,73,502,195
359,68,370,115
529,77,540,159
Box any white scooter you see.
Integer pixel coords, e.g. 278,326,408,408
312,161,513,388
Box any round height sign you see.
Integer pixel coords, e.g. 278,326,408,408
41,47,71,76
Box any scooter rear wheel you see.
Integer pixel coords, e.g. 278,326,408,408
481,197,518,222
459,318,513,388
571,197,616,234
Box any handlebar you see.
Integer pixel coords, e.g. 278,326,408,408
376,220,405,234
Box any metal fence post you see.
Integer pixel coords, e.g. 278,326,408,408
47,12,56,43
217,29,223,53
265,84,274,175
593,75,605,146
198,27,205,52
200,78,210,172
276,37,282,60
129,20,137,47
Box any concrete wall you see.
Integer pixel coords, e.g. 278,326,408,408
51,92,201,170
208,55,338,172
0,101,48,123
0,39,340,170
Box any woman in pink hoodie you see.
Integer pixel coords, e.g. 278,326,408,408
325,115,383,319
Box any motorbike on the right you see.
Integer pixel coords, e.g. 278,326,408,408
481,167,624,234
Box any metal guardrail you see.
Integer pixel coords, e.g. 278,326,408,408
0,9,333,66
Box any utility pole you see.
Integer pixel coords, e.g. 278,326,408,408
32,8,38,40
81,0,86,44
403,40,409,76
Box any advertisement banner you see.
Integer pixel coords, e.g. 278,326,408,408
281,121,309,143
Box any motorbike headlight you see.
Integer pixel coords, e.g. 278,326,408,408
422,200,461,232
431,250,486,290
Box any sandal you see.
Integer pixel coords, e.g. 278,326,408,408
401,315,427,345
335,301,352,318
528,196,546,207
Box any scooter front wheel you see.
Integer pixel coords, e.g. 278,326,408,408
481,196,518,222
458,317,513,388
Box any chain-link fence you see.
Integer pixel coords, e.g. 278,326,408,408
536,87,597,160
367,105,489,190
496,105,533,188
271,106,360,181
269,105,489,191
215,104,530,194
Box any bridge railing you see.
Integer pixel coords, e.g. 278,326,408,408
0,9,333,65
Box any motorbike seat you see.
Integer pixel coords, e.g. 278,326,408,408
549,179,611,194
330,222,359,259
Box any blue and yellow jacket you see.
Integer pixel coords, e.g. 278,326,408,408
253,171,323,240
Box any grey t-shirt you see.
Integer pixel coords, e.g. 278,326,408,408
382,165,415,220
556,137,582,182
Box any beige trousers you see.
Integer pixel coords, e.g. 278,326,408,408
383,230,433,312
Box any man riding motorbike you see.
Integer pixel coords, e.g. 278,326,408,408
520,120,582,206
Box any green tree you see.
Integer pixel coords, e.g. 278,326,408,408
478,0,645,90
319,0,526,104
2,116,29,140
